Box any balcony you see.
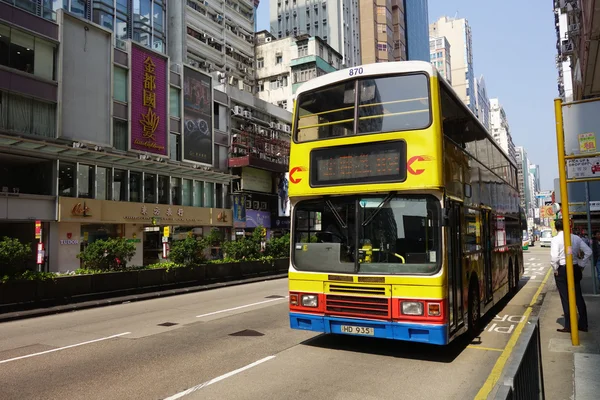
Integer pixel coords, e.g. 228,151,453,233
228,125,290,173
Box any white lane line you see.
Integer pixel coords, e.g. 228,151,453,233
0,332,131,365
163,356,276,399
196,297,288,318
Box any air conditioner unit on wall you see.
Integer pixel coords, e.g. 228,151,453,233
233,105,243,115
265,37,272,43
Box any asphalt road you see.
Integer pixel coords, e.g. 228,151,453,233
0,246,550,400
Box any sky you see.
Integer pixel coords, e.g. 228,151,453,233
255,0,558,190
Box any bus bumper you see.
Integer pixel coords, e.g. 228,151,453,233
290,313,448,345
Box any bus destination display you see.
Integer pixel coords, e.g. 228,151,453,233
310,141,406,186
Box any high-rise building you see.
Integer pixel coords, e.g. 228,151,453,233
270,0,361,67
404,0,429,61
359,0,395,63
516,147,535,218
474,75,490,131
429,36,452,84
429,16,476,114
171,0,257,94
489,98,517,165
254,31,343,112
554,1,574,102
529,164,541,194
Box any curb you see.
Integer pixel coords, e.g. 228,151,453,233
0,273,288,323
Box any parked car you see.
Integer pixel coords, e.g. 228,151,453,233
539,229,553,247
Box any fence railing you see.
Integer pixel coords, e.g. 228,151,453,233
492,316,545,399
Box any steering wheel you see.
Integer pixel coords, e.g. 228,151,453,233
319,231,345,243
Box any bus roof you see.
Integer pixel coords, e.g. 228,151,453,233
294,61,438,98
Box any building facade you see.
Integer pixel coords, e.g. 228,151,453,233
270,0,361,67
404,0,429,61
489,98,517,165
359,0,395,63
429,16,476,114
254,31,342,112
554,3,574,102
429,36,452,84
474,75,490,131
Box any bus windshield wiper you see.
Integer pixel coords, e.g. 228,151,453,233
326,200,347,229
361,193,395,226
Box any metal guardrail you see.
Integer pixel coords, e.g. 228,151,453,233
492,316,545,400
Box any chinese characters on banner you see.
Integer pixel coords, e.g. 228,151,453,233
578,132,597,153
183,67,213,165
131,45,167,155
567,156,600,179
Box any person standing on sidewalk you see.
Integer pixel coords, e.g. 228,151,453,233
593,231,600,284
551,219,592,333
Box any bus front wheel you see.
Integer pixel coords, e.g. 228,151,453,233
468,279,481,337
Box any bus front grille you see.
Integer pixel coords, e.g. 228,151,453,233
327,284,386,296
325,295,390,319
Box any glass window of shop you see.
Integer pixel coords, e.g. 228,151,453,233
81,224,122,246
171,177,181,206
158,175,169,204
193,181,203,207
114,67,128,103
129,171,142,202
169,133,181,161
113,169,128,201
59,161,76,197
0,154,53,196
215,183,223,208
205,182,214,207
113,119,128,151
170,87,180,118
78,164,95,198
144,173,157,203
96,166,111,200
182,179,192,206
0,23,56,81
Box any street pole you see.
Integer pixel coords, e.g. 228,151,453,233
585,181,598,294
554,98,580,346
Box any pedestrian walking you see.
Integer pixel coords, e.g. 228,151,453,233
550,219,592,333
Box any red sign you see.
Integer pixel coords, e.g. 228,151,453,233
35,220,41,239
290,166,306,184
407,155,433,175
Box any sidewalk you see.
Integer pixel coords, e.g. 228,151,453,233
540,265,600,400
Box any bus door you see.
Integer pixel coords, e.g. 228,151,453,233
447,201,464,332
481,210,493,303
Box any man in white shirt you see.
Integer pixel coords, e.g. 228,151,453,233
550,219,592,333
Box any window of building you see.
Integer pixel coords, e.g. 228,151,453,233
0,24,56,80
96,167,110,201
298,43,308,57
171,177,181,205
158,175,169,204
114,67,128,102
169,86,180,118
257,57,264,68
59,161,76,197
169,133,181,161
93,10,114,31
127,171,141,202
193,180,204,207
78,164,95,198
113,119,128,151
113,169,128,201
276,55,282,64
71,0,87,18
205,182,214,207
144,173,156,203
0,91,56,138
215,184,223,208
182,179,193,206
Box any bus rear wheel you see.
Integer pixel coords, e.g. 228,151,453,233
468,280,481,337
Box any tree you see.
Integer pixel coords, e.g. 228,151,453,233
169,235,207,267
77,238,136,271
0,237,32,276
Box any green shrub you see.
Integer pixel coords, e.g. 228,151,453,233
1,270,56,283
222,228,264,261
0,237,32,277
77,238,136,271
168,235,208,267
265,233,290,259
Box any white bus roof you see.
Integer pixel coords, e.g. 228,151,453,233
295,61,438,98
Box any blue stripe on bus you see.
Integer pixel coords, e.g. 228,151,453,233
290,313,448,345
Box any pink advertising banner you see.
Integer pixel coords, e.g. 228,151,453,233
130,45,168,155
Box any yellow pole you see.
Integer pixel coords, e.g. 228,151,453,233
554,98,580,346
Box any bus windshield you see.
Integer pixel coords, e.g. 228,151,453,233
295,73,431,142
292,195,440,274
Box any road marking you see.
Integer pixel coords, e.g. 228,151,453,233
0,332,131,365
196,297,288,318
474,267,553,399
163,356,276,399
467,346,504,352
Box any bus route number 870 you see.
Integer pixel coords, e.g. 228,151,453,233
348,67,364,76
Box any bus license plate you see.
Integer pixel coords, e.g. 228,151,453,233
340,325,374,336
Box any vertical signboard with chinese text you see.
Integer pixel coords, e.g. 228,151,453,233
130,45,168,155
183,66,213,165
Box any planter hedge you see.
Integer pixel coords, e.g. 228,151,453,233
0,258,289,308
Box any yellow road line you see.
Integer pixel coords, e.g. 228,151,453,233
474,268,553,400
467,346,504,352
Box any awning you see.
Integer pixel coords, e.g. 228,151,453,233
0,133,235,184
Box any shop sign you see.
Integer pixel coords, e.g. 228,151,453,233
35,220,42,239
60,239,79,245
241,167,272,193
71,202,92,217
246,210,271,229
127,238,142,243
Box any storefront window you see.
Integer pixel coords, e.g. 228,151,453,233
193,180,203,207
215,184,223,208
114,169,128,201
169,87,180,118
97,167,110,200
158,175,169,204
0,23,56,80
59,161,76,197
171,177,181,205
144,173,156,203
78,164,94,198
0,155,53,196
181,179,192,206
129,172,141,202
205,182,214,207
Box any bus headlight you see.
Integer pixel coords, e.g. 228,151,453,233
401,301,424,316
301,294,318,307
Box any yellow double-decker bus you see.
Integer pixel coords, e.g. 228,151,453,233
287,61,524,345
